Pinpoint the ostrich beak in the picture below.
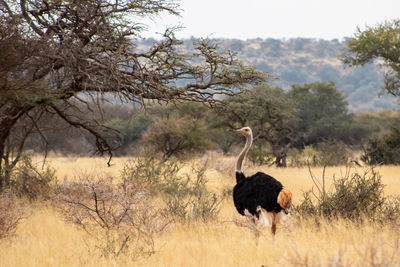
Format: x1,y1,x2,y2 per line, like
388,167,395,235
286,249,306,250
235,128,245,134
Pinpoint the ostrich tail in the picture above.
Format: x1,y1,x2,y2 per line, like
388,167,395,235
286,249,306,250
277,188,292,211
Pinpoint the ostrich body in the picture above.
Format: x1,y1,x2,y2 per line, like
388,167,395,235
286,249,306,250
233,127,292,234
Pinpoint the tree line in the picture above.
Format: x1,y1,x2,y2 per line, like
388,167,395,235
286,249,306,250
17,81,400,167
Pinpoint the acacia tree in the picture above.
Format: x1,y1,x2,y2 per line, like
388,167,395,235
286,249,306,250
216,84,297,167
341,20,400,98
142,117,211,160
0,0,263,187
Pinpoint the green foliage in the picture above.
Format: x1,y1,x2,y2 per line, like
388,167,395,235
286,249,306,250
362,128,400,165
287,82,354,147
138,102,216,159
287,147,313,167
208,128,236,154
294,167,400,223
150,102,211,121
220,84,297,129
105,114,152,155
247,143,274,166
121,157,221,223
106,115,152,143
142,117,212,160
216,84,296,166
342,20,400,97
353,111,400,139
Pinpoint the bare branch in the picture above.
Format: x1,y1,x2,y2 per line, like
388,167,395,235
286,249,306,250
20,0,44,36
307,162,323,198
0,0,13,15
49,103,114,166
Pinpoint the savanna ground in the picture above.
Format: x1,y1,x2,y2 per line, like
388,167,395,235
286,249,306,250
1,153,400,267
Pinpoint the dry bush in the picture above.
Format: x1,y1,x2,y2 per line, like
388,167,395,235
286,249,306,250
162,164,221,223
280,230,400,267
352,235,400,267
199,151,235,175
294,165,400,223
121,157,222,223
0,191,27,239
11,156,57,201
54,175,170,259
120,157,180,195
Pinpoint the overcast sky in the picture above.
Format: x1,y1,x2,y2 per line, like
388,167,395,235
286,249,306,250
142,0,400,40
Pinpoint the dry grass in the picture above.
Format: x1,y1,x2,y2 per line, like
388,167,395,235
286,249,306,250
31,156,131,180
1,155,400,267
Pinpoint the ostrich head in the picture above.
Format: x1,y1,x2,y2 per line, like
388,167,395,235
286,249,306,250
235,126,252,137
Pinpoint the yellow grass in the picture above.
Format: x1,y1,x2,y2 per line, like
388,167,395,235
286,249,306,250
33,156,131,179
1,155,400,266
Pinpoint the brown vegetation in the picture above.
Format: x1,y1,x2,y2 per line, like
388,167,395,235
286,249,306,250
0,191,27,239
54,175,169,258
1,156,400,266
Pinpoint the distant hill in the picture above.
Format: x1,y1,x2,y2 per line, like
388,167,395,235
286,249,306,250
139,38,399,112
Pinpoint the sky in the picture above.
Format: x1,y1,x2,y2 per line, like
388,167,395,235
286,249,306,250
142,0,400,40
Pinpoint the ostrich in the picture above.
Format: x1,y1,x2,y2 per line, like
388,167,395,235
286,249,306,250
233,126,292,235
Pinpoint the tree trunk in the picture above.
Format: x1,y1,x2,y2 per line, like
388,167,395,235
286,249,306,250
271,141,290,168
0,104,32,188
274,155,287,168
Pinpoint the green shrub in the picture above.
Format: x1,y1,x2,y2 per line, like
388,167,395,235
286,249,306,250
104,114,152,155
361,128,400,165
247,144,274,166
141,118,212,160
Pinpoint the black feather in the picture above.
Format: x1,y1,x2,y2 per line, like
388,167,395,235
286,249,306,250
235,171,246,184
233,171,283,217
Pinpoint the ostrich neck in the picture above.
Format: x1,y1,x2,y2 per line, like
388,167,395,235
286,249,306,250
236,133,253,173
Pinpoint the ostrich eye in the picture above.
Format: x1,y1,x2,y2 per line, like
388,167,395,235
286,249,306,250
245,129,249,132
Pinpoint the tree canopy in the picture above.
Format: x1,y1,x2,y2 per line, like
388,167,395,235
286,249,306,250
341,20,400,98
0,0,264,187
216,84,297,167
287,82,353,147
